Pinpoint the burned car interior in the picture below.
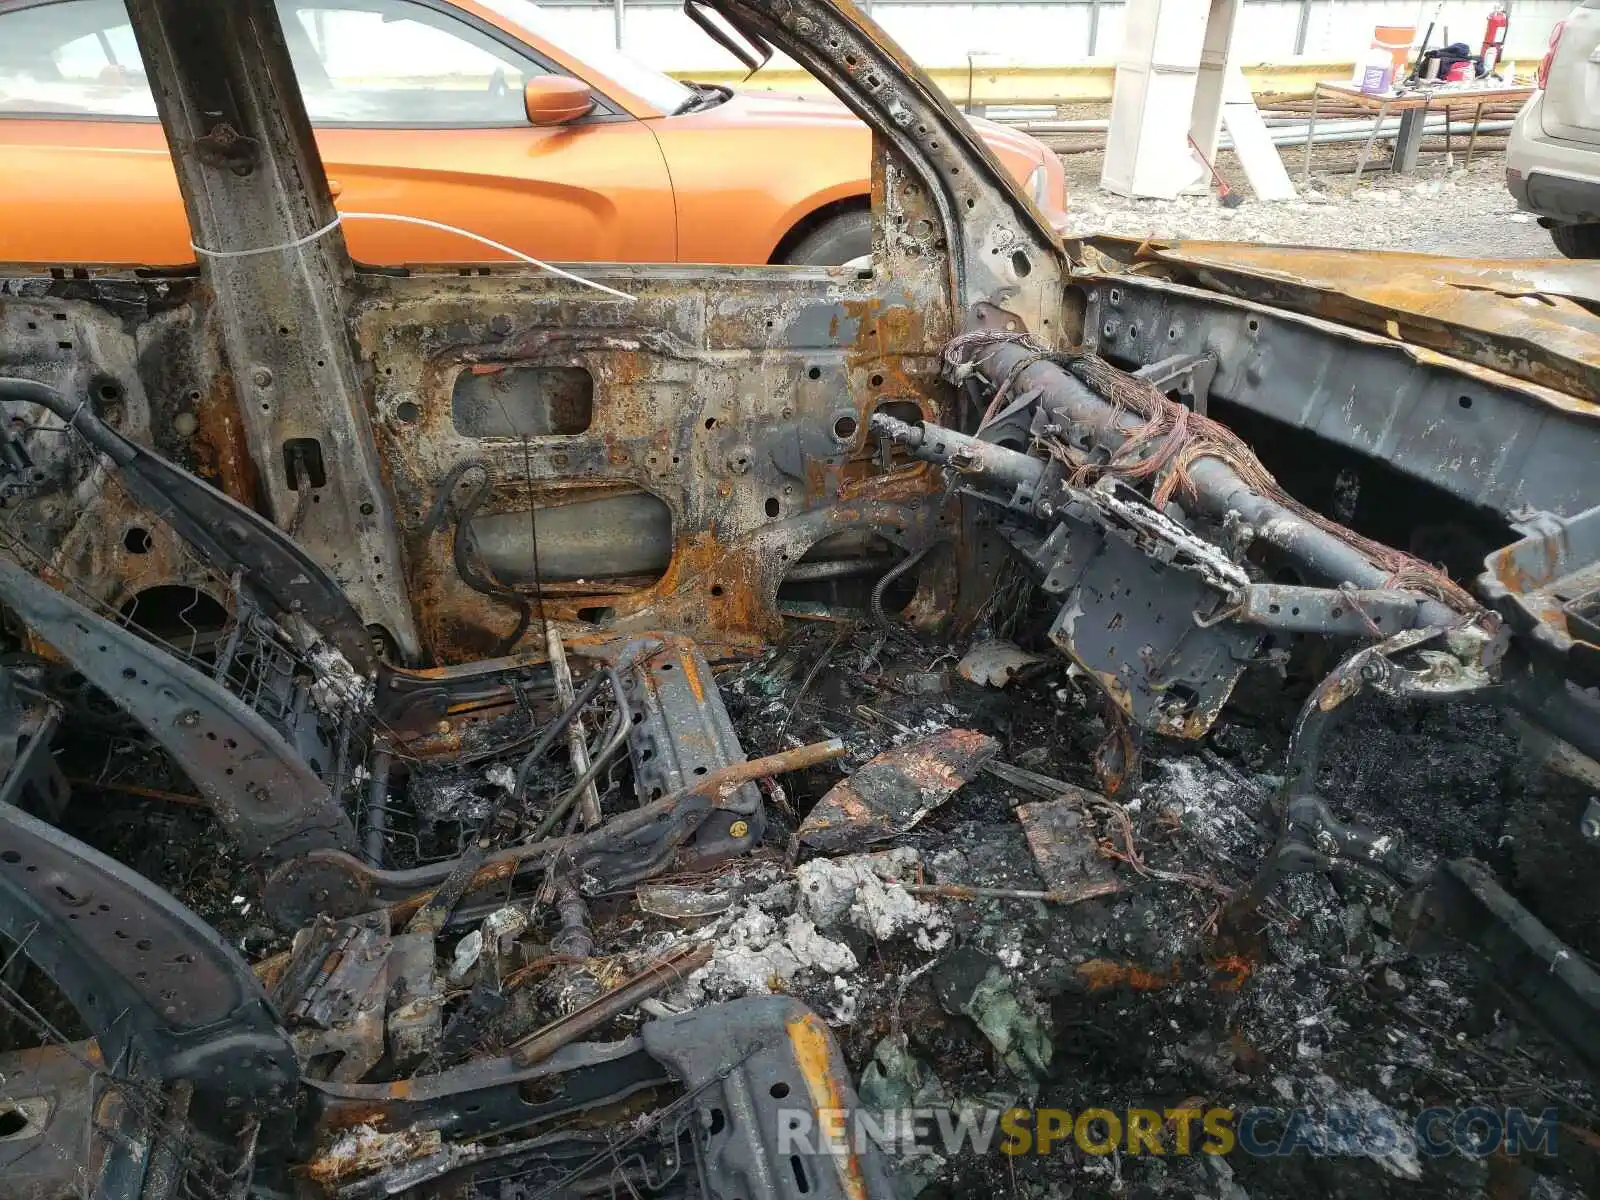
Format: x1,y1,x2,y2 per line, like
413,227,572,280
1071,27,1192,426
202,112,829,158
0,1,1597,1198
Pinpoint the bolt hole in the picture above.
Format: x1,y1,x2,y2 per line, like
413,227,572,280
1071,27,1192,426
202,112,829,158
833,415,858,440
765,497,781,518
1458,395,1473,409
806,366,822,381
123,527,152,555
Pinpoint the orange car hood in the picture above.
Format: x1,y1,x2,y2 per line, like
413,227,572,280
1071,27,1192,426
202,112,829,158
718,88,1045,166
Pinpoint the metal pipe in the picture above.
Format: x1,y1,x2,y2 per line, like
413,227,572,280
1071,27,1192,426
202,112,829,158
869,415,1042,495
1007,116,1512,146
1234,119,1512,149
509,942,712,1065
782,556,898,581
387,738,847,926
363,749,391,868
546,628,602,829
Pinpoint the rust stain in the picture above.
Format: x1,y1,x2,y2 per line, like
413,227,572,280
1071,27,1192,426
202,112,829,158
1078,959,1178,991
191,368,259,504
1208,953,1253,990
788,1011,870,1200
796,728,997,853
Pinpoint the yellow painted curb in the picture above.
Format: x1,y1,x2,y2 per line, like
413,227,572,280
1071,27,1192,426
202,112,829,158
672,60,1353,104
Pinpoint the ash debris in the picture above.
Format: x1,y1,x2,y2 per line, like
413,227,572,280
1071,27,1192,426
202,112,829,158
30,617,1599,1200
676,623,1595,1200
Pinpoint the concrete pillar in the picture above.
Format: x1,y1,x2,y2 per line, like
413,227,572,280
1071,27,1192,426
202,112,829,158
1100,0,1244,199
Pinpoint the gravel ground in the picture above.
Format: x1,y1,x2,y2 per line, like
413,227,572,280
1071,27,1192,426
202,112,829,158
1057,146,1557,259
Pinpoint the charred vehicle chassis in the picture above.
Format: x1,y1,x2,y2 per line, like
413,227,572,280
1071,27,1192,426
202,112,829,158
0,0,1596,1196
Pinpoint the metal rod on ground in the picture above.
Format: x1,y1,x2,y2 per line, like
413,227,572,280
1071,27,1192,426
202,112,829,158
906,883,1092,904
387,738,848,926
546,628,602,829
363,749,391,867
509,942,712,1065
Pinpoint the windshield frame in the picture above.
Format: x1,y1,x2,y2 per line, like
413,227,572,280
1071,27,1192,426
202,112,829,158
474,0,694,117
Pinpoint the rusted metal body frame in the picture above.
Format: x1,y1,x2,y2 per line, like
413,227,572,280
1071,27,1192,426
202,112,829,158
1080,270,1600,519
0,0,1597,1193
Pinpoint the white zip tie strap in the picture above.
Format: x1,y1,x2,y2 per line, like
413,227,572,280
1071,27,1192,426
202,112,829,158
190,214,342,260
192,210,636,302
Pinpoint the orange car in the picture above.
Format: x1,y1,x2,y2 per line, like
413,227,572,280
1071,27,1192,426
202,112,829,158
0,0,1067,266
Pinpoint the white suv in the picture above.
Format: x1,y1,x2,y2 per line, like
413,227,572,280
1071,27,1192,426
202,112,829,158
1507,1,1600,257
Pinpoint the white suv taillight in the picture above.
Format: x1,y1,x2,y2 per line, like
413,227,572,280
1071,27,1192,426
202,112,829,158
1538,19,1567,89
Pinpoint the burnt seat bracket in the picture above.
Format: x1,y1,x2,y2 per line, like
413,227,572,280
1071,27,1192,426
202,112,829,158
0,556,356,864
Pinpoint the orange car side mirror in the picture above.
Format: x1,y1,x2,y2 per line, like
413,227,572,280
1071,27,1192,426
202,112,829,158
524,77,595,126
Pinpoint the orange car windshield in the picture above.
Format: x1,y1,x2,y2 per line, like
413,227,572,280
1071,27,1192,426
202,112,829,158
478,0,694,115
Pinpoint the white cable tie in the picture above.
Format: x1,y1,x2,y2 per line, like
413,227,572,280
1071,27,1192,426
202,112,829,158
190,214,342,260
338,211,636,302
190,210,636,302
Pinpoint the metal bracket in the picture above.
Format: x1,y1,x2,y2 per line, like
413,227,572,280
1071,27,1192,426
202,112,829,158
1004,507,1261,738
1399,857,1600,1075
0,377,374,675
0,556,355,864
273,914,391,1083
623,634,765,872
1132,352,1218,416
1479,503,1600,686
641,996,898,1200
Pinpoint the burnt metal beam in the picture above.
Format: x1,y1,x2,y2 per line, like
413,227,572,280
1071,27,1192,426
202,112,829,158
1402,857,1600,1075
123,0,418,659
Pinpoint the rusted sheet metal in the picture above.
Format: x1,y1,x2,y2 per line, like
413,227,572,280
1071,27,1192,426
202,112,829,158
1089,237,1600,402
349,275,952,663
796,728,997,854
1015,795,1126,901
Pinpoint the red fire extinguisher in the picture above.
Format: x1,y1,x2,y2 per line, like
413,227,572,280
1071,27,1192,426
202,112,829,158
1482,4,1510,73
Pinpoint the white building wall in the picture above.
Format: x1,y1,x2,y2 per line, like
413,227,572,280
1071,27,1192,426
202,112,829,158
537,0,1571,72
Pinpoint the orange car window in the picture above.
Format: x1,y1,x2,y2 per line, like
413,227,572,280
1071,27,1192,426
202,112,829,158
281,0,548,126
0,0,156,118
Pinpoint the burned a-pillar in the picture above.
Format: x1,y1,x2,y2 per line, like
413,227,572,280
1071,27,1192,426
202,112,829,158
124,0,419,660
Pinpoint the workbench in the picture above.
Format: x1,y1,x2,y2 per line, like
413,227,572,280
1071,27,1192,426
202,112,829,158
1301,80,1534,187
